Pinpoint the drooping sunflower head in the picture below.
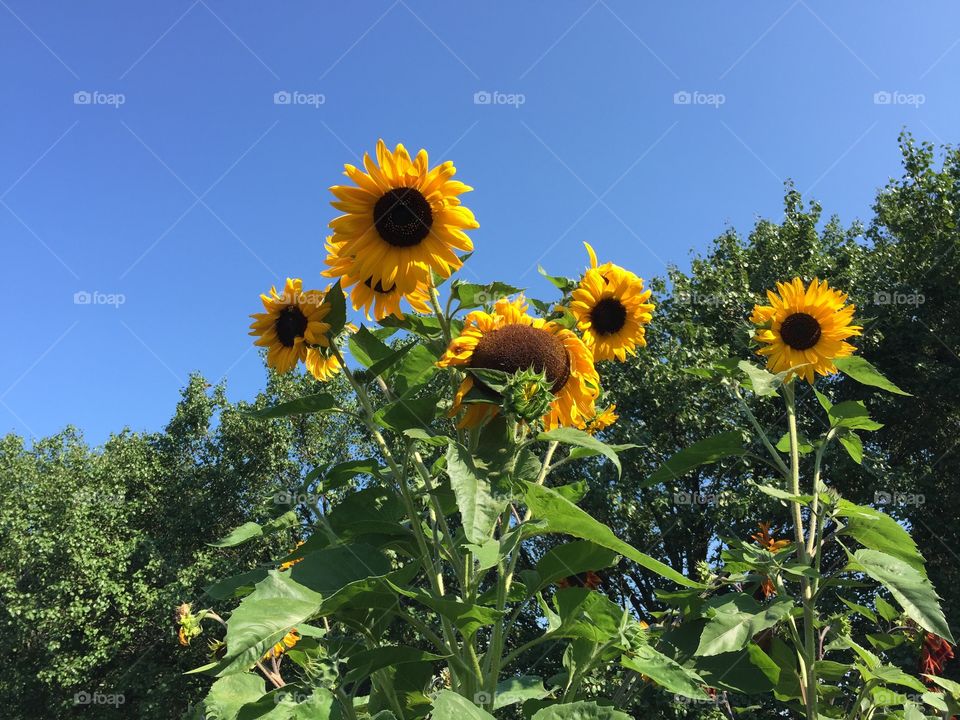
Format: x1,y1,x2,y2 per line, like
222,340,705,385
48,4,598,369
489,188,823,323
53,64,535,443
438,297,599,430
249,278,332,374
570,245,655,362
325,236,432,321
750,277,862,384
324,139,479,297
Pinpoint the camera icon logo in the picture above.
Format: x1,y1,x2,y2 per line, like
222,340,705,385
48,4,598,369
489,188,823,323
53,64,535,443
874,491,892,505
873,91,892,105
74,692,92,705
74,290,92,305
274,491,293,505
274,91,292,105
673,90,692,105
473,691,493,706
473,90,492,105
74,91,92,105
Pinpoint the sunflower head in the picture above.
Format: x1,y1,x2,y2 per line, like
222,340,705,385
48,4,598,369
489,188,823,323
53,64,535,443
249,279,334,373
751,277,862,384
324,139,478,299
439,297,599,430
262,629,301,660
570,243,654,362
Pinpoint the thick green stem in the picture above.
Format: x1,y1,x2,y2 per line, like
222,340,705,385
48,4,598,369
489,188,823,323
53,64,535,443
784,383,817,720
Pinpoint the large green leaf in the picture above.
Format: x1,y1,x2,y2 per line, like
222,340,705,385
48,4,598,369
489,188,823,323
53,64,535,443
522,482,701,588
209,522,264,548
203,674,266,720
538,427,624,477
245,393,340,419
644,431,746,487
287,543,391,596
493,676,550,710
374,395,439,431
836,501,925,573
348,325,392,367
391,344,438,395
446,441,508,544
206,568,269,600
551,587,625,643
217,572,324,676
533,541,620,590
531,701,632,720
849,549,953,641
738,360,782,397
834,356,911,396
828,400,884,431
621,646,711,700
321,280,346,337
431,690,496,720
695,595,794,656
345,646,447,684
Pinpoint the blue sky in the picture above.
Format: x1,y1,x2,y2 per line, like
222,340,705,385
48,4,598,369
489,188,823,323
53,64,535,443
2,2,958,443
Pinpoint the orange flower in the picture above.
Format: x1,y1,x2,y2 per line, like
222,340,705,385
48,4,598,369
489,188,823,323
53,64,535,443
557,571,603,591
279,540,306,571
920,633,954,677
751,522,791,552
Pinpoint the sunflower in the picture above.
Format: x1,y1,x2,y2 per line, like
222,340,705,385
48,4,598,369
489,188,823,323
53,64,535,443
438,297,599,430
324,139,478,296
570,243,654,362
587,404,618,434
262,629,300,660
325,236,432,320
751,277,862,384
249,278,331,374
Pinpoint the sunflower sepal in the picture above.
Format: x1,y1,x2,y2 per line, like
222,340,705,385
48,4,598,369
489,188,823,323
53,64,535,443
320,280,347,338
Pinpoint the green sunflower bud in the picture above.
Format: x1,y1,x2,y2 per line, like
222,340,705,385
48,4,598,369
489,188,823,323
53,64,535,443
502,368,555,423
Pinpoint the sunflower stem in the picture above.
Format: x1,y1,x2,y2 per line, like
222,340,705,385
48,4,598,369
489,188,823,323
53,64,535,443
784,382,818,720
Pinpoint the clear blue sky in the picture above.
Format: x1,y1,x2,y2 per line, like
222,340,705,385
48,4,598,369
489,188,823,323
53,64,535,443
2,2,958,443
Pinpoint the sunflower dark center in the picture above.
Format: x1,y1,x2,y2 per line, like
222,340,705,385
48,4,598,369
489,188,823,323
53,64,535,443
364,277,396,294
275,305,308,347
471,324,571,392
780,312,822,350
590,298,627,335
373,188,433,248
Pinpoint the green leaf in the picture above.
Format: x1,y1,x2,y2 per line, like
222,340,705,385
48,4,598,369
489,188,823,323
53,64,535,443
216,572,324,676
311,458,383,494
645,431,746,487
445,441,507,544
493,676,550,710
209,521,265,548
874,594,900,622
848,549,952,641
431,690,496,720
695,596,794,656
245,393,340,419
522,482,701,588
531,701,632,720
203,674,266,720
839,597,877,623
206,568,268,600
567,443,639,462
621,647,711,700
829,400,884,431
374,394,439,431
538,427,624,477
345,646,447,684
321,281,346,337
838,432,864,464
750,480,812,504
834,356,911,396
861,664,928,693
738,361,782,397
364,342,416,380
454,281,523,310
534,541,619,590
775,432,814,454
391,344,438,396
348,326,392,367
537,265,575,292
836,500,926,573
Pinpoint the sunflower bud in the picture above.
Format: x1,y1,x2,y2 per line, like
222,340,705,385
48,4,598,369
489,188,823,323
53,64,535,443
696,560,717,584
502,368,555,423
174,602,202,647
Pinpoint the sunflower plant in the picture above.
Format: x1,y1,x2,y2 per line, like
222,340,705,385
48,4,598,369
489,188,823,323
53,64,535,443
179,141,954,720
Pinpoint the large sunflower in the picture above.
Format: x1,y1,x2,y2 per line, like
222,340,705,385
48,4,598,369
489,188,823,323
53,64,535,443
750,277,861,383
325,236,432,320
324,139,478,296
438,297,599,430
570,243,654,362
